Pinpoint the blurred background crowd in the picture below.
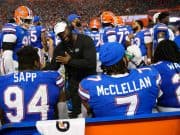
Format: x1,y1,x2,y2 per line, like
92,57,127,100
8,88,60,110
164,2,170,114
0,0,179,29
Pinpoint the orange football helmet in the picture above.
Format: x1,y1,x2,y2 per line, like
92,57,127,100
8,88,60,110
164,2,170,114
89,18,101,29
14,6,33,26
100,11,115,24
114,16,124,26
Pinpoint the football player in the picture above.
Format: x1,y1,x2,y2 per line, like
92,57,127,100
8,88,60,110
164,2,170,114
130,20,152,65
100,11,117,43
89,18,101,52
29,15,48,67
30,16,47,50
67,14,83,34
0,46,64,129
1,6,33,75
152,40,180,112
46,30,56,62
79,42,161,117
152,12,174,51
114,16,133,48
88,18,102,73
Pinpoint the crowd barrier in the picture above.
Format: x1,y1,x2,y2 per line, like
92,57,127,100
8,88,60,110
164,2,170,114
0,111,179,135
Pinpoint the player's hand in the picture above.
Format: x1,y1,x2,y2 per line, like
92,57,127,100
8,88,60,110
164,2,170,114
56,52,71,64
145,58,152,65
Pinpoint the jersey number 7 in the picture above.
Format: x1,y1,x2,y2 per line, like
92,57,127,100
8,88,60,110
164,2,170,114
115,94,138,115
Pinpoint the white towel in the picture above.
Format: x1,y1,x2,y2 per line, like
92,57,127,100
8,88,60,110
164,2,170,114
36,118,85,135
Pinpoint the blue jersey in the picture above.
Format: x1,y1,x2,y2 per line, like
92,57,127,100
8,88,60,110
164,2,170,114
174,35,180,49
89,30,101,52
2,23,31,60
0,32,2,49
79,67,160,117
132,29,152,56
153,23,170,49
102,26,117,43
47,31,56,47
30,25,46,49
126,25,133,33
116,25,133,47
0,71,64,124
152,61,180,108
83,28,91,37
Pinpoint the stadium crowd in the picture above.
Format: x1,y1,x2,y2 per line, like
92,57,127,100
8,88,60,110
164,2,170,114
0,0,179,29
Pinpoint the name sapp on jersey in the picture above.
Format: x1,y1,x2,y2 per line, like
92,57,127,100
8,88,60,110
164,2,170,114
13,72,37,82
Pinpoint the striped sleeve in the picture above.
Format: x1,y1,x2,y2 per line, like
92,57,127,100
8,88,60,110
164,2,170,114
2,26,16,33
41,26,46,32
78,84,90,101
56,75,64,88
157,26,168,30
156,73,162,89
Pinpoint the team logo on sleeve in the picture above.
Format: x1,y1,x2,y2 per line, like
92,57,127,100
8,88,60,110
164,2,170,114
56,121,70,132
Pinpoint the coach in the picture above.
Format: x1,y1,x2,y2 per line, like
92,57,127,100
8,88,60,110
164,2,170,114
46,20,96,118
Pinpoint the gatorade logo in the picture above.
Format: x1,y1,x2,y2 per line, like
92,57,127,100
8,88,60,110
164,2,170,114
56,121,70,132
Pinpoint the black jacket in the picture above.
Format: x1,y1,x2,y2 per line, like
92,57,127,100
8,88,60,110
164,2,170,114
47,34,97,82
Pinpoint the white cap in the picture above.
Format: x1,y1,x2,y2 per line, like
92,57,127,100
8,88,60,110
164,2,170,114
54,22,67,35
3,34,17,43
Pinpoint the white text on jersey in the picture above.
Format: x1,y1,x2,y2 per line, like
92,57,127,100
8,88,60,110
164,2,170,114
96,76,152,96
14,72,37,82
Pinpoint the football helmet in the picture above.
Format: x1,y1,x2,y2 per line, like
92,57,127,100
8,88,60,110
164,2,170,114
89,18,101,29
114,16,124,26
14,6,33,27
100,11,115,24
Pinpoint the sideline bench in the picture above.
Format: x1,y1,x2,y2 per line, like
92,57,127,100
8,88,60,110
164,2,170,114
0,111,179,135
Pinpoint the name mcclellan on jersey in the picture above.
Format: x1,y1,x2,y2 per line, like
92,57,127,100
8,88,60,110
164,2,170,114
96,76,152,96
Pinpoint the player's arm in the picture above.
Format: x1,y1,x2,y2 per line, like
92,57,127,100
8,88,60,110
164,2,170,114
41,28,48,52
78,83,92,117
55,74,69,119
81,101,92,118
56,89,70,119
168,28,174,41
125,33,134,47
2,34,17,74
46,37,54,61
43,45,63,70
146,42,152,65
144,32,153,65
125,26,134,47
